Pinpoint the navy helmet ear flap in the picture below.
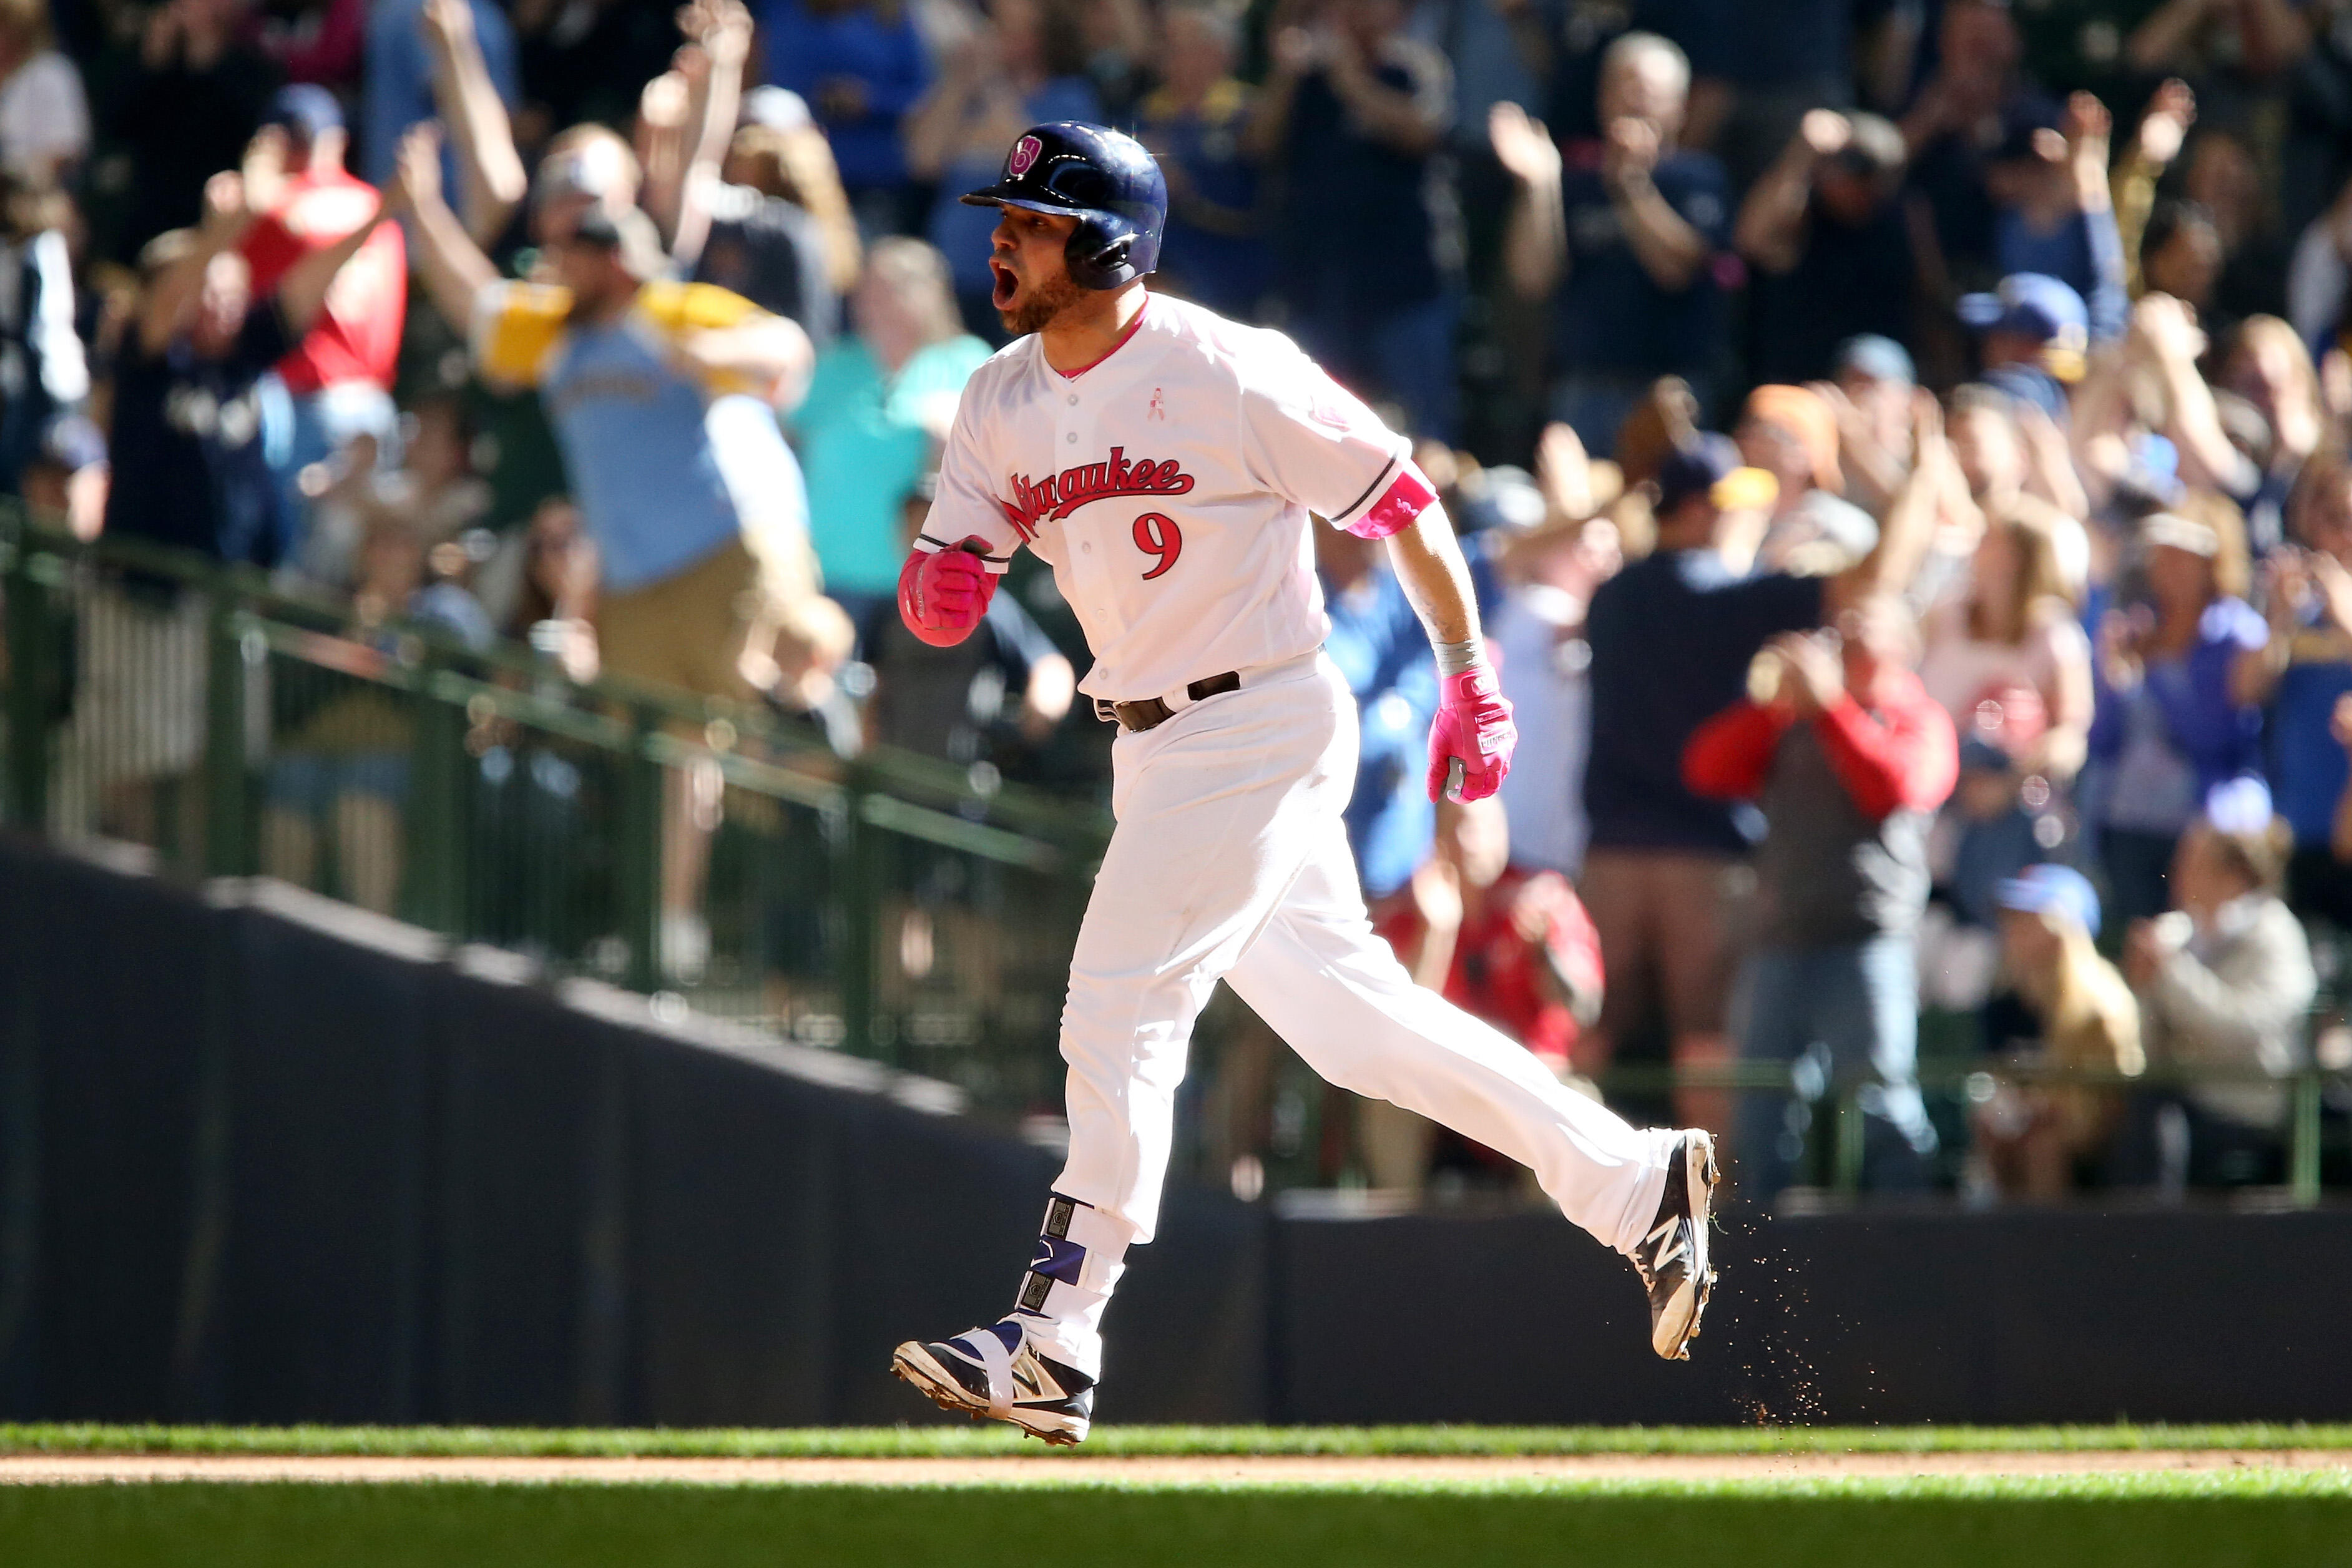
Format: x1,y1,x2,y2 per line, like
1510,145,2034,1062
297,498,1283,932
1067,225,1142,290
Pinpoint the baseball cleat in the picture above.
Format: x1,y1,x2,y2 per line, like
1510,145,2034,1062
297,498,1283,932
1635,1130,1719,1360
891,1318,1095,1445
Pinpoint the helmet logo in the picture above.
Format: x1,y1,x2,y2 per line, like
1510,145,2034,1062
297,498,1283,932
1008,135,1042,177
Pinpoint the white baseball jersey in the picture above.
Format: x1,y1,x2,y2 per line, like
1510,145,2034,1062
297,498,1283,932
923,292,1436,701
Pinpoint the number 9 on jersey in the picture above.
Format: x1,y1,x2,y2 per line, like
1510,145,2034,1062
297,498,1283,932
1132,512,1182,580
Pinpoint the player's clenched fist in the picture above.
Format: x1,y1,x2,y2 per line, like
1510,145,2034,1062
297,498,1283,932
1427,667,1517,803
898,537,999,646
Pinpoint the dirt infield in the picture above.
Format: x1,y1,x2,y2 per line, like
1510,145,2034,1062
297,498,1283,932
3,1450,2346,1487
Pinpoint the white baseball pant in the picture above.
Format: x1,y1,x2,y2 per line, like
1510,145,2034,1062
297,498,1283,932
1019,653,1673,1376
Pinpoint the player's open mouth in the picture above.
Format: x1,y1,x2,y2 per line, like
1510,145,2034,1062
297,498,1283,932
991,260,1018,310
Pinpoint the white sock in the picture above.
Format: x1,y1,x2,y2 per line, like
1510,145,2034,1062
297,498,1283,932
1008,1193,1130,1380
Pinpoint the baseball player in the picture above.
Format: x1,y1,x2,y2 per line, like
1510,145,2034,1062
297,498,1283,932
889,122,1716,1445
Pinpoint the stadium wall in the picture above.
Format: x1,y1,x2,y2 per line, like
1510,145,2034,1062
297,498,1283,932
0,835,2342,1428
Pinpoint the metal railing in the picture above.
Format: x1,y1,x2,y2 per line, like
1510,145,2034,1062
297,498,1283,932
1,507,2343,1202
0,509,1114,1125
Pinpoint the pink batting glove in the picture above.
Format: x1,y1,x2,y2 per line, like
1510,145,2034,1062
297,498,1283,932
1427,667,1517,803
898,538,998,647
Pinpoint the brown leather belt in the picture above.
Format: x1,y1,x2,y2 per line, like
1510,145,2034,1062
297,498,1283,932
1097,670,1242,733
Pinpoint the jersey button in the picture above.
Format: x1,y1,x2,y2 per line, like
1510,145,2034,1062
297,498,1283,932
1066,432,1078,443
1067,394,1079,406
1082,542,1092,553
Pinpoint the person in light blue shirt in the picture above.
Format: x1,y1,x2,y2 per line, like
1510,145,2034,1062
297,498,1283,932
399,138,818,979
791,237,989,617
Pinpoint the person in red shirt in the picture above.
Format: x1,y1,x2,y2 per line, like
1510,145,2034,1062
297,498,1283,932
240,84,407,569
1683,592,1958,1200
1367,793,1606,1189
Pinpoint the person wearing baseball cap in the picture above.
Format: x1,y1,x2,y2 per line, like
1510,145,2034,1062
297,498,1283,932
1958,272,2088,419
240,85,411,570
1738,384,1880,576
1581,425,1931,1124
393,116,818,981
2122,777,2315,1178
1830,335,1916,518
1976,860,2144,1198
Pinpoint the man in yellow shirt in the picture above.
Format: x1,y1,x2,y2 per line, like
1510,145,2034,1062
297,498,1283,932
391,123,817,978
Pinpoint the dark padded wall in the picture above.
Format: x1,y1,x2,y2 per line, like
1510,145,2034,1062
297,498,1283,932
1,834,2346,1429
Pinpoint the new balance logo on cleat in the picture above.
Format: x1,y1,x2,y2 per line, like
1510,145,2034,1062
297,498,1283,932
891,1319,1097,1446
1634,1130,1719,1361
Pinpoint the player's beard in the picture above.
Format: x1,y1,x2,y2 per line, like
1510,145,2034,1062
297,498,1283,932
1001,268,1089,336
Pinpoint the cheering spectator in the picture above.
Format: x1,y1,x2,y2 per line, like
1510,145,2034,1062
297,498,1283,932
111,0,280,260
2215,316,2325,553
0,177,86,498
1944,382,2090,592
394,123,816,978
1576,436,1789,1122
792,237,989,619
498,496,600,684
1918,510,2094,917
2087,508,2267,929
107,166,386,567
365,0,517,196
2178,129,2292,332
1493,422,1621,880
79,167,384,846
1685,592,1954,1199
2124,782,2316,1187
1980,92,2127,346
260,507,494,915
0,0,85,186
1248,0,1458,439
295,396,492,593
1824,333,1919,521
1740,384,1879,579
1367,793,1605,1190
1900,0,2049,290
1954,273,2087,426
1971,864,2144,1199
414,0,528,246
759,0,934,227
2238,459,2352,921
1737,109,1919,388
1135,1,1268,320
238,89,409,545
2114,79,2198,298
654,2,847,345
904,0,1100,335
1493,33,1727,453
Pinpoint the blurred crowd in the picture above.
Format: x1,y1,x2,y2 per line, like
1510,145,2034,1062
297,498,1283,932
13,0,2352,1202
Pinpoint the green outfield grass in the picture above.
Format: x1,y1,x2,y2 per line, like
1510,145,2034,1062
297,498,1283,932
0,1475,2347,1568
6,1421,2352,1458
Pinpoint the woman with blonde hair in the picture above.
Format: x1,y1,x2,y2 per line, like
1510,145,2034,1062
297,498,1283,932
1972,864,2144,1198
2219,314,2327,554
1921,510,2094,782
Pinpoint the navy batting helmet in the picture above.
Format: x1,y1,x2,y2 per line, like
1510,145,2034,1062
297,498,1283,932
960,122,1165,290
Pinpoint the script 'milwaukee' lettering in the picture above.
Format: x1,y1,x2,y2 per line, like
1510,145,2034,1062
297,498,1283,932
1000,447,1195,541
